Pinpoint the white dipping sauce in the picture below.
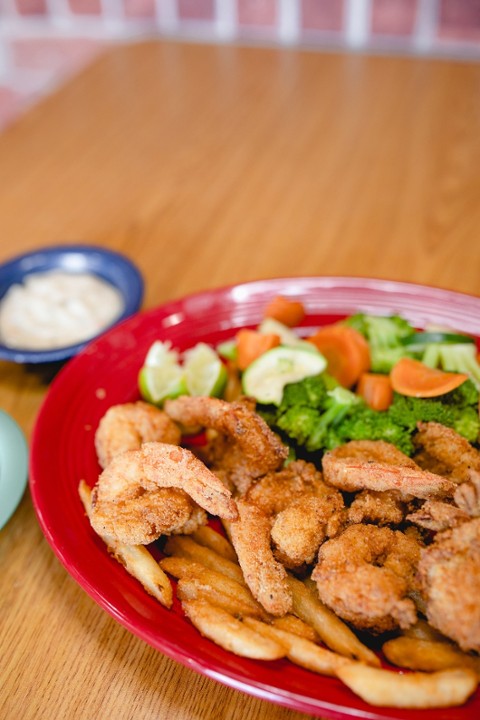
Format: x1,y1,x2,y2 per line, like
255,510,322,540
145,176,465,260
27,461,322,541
0,270,124,350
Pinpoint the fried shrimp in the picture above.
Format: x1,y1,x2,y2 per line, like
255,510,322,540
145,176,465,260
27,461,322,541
95,401,182,469
407,500,470,532
312,524,420,634
322,440,454,500
413,422,480,483
271,496,338,569
164,396,288,494
454,471,480,517
407,471,480,532
417,518,480,652
325,440,419,467
243,459,345,568
347,490,409,527
244,459,342,515
90,442,237,545
228,500,293,616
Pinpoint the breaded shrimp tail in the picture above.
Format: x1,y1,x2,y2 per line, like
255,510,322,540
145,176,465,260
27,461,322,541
141,442,237,520
228,500,293,616
90,442,237,545
165,396,288,494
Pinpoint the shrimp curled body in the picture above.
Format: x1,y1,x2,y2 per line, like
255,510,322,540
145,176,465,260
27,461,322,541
90,442,237,545
312,523,420,634
95,401,182,469
322,440,454,499
417,518,480,652
165,396,288,494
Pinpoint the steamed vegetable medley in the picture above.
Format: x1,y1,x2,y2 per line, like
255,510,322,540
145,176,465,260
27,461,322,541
138,295,480,459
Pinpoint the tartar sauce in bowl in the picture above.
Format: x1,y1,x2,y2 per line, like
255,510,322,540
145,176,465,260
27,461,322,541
0,270,125,350
0,244,144,364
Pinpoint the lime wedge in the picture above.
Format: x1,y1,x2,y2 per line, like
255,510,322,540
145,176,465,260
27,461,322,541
138,340,187,405
144,340,180,368
184,342,228,397
242,346,327,405
138,365,187,405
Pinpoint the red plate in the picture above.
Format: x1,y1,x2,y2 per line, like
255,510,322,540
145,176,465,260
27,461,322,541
30,277,480,720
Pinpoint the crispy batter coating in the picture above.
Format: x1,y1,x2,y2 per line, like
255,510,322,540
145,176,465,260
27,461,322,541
407,500,470,532
244,459,341,513
228,500,293,616
417,518,480,652
164,396,288,494
95,401,181,469
347,490,409,527
90,442,236,544
325,440,419,467
323,440,454,499
312,524,420,634
414,422,480,483
244,459,344,569
271,496,338,569
454,471,480,517
90,392,480,665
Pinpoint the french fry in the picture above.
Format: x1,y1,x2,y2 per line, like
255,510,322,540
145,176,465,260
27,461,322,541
181,599,286,660
159,554,209,579
159,556,267,618
336,663,478,709
271,615,319,643
78,480,173,608
190,525,238,563
177,577,265,617
163,535,245,585
288,575,379,666
243,617,353,676
383,636,480,676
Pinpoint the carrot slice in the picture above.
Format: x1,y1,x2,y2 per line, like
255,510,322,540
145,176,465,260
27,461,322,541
357,372,393,411
307,325,371,388
390,357,468,398
236,329,281,371
263,296,305,328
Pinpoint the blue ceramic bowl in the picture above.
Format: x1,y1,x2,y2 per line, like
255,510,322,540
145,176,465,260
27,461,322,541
0,245,144,364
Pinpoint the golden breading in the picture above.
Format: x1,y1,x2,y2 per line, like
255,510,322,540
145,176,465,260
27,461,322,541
312,524,421,634
414,422,480,483
95,400,181,468
164,395,288,494
417,518,480,653
90,442,236,544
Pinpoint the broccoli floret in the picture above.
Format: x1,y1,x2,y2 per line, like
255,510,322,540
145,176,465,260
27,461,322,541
387,381,480,444
442,378,479,408
441,380,479,442
453,407,480,443
422,343,480,390
346,313,414,343
304,387,362,452
272,376,361,453
388,393,456,431
338,405,415,456
280,374,332,411
344,313,416,373
276,406,321,445
369,346,412,375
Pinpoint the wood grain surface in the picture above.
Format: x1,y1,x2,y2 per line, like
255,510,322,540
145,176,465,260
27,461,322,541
1,40,480,720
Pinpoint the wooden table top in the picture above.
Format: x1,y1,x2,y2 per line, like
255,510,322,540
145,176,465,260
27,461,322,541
1,40,480,720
